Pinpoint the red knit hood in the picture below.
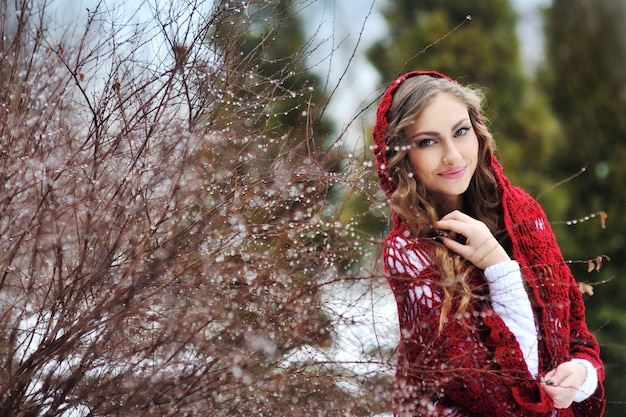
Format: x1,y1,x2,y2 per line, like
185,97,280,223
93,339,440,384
372,70,512,203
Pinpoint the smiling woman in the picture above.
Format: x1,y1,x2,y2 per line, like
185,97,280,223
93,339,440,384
404,93,479,214
372,71,605,417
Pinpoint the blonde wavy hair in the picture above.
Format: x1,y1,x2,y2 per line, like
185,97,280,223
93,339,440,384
384,75,506,330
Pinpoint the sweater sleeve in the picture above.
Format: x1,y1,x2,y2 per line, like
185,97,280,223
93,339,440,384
484,260,539,377
386,237,554,417
569,358,598,402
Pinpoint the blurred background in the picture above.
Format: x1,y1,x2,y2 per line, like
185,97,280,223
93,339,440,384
2,0,624,415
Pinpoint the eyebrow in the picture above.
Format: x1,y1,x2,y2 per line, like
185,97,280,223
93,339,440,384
408,118,471,141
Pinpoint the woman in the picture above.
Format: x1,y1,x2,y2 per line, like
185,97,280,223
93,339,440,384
372,71,604,416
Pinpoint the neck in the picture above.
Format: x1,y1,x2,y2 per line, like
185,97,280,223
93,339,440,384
437,195,463,216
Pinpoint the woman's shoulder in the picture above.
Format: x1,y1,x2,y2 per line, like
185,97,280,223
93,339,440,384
502,183,545,214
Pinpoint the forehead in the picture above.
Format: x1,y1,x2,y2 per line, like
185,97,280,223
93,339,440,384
410,93,469,130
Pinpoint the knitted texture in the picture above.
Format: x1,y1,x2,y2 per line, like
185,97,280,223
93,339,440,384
374,72,605,416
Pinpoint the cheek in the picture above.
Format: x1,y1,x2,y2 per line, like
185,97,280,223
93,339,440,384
407,153,428,176
407,153,436,185
464,136,480,161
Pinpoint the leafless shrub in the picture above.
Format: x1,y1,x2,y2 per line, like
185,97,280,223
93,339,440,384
0,1,392,416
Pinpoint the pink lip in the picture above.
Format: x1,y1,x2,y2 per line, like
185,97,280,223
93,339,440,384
439,167,466,179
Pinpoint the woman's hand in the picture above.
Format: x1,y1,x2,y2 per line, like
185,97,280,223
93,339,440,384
540,362,588,409
434,210,510,270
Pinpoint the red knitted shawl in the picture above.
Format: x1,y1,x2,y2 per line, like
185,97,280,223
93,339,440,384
373,71,605,416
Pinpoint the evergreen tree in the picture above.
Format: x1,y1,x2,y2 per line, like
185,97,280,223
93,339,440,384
541,1,626,414
366,0,565,211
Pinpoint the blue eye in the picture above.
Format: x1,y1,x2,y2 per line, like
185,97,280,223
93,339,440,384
454,126,471,137
412,138,436,148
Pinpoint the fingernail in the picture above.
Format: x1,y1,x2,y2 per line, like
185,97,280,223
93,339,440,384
432,236,444,244
545,379,554,386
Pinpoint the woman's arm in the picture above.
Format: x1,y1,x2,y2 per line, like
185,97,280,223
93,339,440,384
484,260,539,377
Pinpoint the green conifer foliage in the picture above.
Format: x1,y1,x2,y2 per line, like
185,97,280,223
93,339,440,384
541,1,626,413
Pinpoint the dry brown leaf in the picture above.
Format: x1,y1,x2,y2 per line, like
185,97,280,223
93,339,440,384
595,255,604,271
578,282,594,296
599,211,607,229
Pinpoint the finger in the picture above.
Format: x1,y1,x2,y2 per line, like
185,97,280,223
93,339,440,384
540,377,556,387
434,219,473,238
541,370,562,388
539,384,556,397
553,389,576,409
553,396,573,409
436,214,478,227
439,235,469,255
558,373,584,391
542,378,578,408
541,386,574,409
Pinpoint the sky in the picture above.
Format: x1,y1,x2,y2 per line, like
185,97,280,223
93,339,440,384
513,0,550,71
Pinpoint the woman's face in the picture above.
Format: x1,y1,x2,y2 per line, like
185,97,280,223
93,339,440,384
404,93,479,212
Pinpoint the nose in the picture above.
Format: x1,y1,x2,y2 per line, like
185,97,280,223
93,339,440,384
442,141,462,165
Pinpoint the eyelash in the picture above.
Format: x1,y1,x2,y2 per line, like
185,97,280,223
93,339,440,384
411,126,472,148
413,139,435,148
